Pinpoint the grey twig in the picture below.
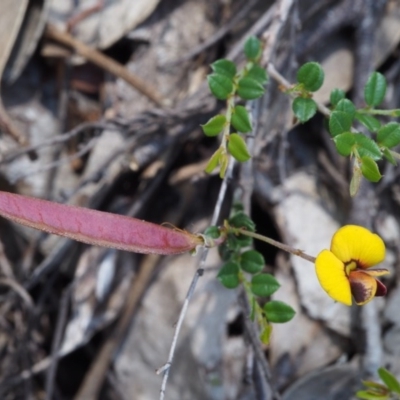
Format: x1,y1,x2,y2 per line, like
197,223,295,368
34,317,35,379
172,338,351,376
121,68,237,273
10,137,98,183
0,121,114,165
239,290,280,400
261,0,295,65
169,0,259,65
0,278,34,309
157,157,235,400
227,5,275,61
45,287,71,400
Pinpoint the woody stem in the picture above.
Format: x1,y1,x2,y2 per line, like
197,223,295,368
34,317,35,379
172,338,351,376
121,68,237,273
233,227,316,263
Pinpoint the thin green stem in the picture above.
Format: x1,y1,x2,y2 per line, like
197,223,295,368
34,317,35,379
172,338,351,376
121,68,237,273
389,150,400,160
232,227,316,263
240,270,269,336
357,108,400,117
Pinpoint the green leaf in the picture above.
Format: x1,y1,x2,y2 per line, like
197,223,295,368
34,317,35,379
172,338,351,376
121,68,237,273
237,77,265,100
231,202,244,214
244,36,261,60
228,212,255,247
220,152,229,178
329,110,353,137
217,261,240,289
211,59,237,79
382,148,397,165
240,250,265,274
364,72,387,107
377,122,400,148
251,274,280,297
361,156,382,182
207,73,234,100
333,132,356,156
292,97,317,123
296,62,324,92
201,115,227,137
218,242,234,261
354,134,382,160
229,211,256,232
260,324,272,344
378,367,400,394
203,226,221,239
231,106,253,133
247,64,268,85
336,98,356,119
330,88,346,106
362,381,389,391
264,301,295,323
228,133,251,162
350,161,362,197
205,147,223,174
232,232,252,248
355,112,381,132
227,220,254,247
355,390,389,400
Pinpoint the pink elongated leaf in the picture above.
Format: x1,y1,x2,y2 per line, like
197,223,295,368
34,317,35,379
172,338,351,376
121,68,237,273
0,191,204,255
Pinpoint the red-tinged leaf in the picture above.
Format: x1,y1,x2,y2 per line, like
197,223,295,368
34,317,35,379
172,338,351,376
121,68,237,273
0,191,203,255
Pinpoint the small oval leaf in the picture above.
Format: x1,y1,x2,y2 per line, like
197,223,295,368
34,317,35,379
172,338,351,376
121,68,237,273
350,161,362,197
263,301,295,323
219,152,229,178
207,73,234,100
228,133,251,162
377,122,400,148
334,132,356,156
217,261,240,289
382,148,397,166
211,59,237,79
336,98,356,119
231,105,253,133
205,147,223,174
378,367,400,394
251,273,280,297
292,97,317,123
355,112,381,132
364,72,387,107
354,134,382,160
229,211,256,232
247,64,268,85
297,62,324,92
201,115,227,137
355,390,389,400
237,77,265,100
240,250,265,274
362,380,389,391
203,226,221,239
329,110,353,137
228,211,255,247
361,156,382,183
260,324,273,344
330,88,346,106
244,36,261,60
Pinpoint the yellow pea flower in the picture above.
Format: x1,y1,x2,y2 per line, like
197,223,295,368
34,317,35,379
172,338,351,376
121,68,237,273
315,225,389,306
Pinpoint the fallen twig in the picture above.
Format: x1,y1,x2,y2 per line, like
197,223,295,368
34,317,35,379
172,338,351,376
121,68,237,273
44,24,165,107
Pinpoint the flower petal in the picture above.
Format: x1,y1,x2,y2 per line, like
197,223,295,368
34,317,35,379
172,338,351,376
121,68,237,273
349,271,377,305
315,249,352,306
330,225,385,268
364,269,389,277
375,279,387,297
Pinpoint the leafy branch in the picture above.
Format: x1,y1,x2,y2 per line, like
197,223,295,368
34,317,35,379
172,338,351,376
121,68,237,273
357,367,400,400
202,37,268,177
202,37,400,197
